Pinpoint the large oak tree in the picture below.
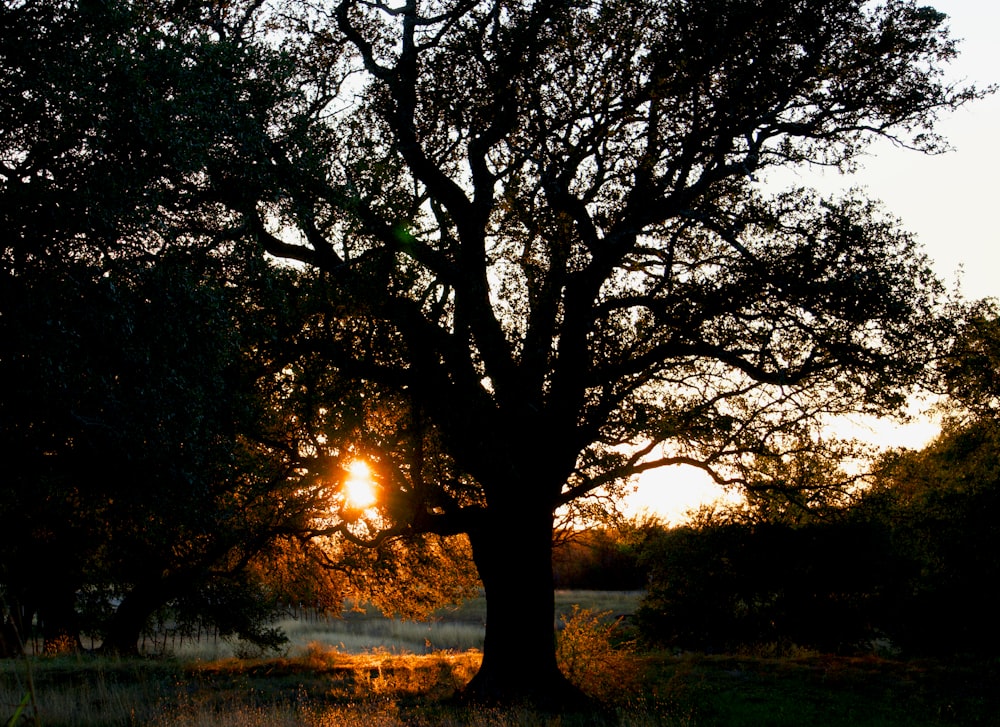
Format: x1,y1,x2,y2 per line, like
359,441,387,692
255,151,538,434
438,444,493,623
202,0,982,702
29,0,981,703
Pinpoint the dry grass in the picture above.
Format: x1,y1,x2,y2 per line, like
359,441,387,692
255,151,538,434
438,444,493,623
1,648,484,726
2,591,646,726
281,615,487,655
9,591,993,725
2,647,657,726
2,619,649,727
5,644,999,726
159,590,641,662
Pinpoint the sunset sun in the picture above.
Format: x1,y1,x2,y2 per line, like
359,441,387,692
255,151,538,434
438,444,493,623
343,459,378,510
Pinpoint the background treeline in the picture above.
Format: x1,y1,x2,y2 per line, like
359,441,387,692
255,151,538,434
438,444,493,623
634,315,1000,657
554,311,1000,658
552,412,1000,658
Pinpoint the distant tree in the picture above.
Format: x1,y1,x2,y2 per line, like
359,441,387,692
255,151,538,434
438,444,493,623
739,441,869,526
862,302,1000,654
636,453,894,653
140,0,984,702
865,421,1000,655
637,307,1000,656
938,305,1000,421
552,527,645,591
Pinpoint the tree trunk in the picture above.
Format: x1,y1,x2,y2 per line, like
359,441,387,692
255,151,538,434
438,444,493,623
0,603,28,658
100,583,166,656
462,501,588,708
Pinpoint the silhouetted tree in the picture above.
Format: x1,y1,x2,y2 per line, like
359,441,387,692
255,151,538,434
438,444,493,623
938,305,1000,421
863,303,1000,654
1,0,481,655
152,0,983,702
0,252,282,653
10,0,983,699
866,421,1000,655
1,2,280,653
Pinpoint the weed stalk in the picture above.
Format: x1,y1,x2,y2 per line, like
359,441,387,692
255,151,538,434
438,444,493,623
1,599,41,727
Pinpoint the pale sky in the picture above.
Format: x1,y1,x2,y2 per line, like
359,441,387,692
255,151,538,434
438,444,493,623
626,0,1000,522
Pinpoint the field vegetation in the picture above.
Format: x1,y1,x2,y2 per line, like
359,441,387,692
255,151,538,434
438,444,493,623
4,592,999,726
4,0,1000,718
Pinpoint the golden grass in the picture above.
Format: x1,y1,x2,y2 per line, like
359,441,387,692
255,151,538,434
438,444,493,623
1,648,486,726
7,644,998,726
15,592,995,725
1,594,649,726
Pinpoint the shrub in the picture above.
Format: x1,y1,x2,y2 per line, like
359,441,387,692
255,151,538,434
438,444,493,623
556,606,642,704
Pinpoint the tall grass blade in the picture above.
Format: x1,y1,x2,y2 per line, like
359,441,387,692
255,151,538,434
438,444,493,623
4,692,30,727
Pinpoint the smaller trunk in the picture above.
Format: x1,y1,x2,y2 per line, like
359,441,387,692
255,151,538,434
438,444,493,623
463,501,588,708
0,599,34,659
100,583,167,656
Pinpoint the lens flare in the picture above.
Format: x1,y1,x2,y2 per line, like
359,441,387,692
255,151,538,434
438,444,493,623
343,460,377,509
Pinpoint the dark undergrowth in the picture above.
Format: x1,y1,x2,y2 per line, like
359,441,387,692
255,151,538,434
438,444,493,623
637,651,1000,727
3,646,999,726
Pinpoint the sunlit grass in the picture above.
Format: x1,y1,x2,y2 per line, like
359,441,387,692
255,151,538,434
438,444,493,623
0,649,484,726
57,591,641,663
0,598,643,726
5,592,995,726
5,646,999,726
282,616,487,655
257,591,642,658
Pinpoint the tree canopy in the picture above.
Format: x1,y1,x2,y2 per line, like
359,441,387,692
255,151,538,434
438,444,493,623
174,0,980,702
0,0,478,656
3,0,988,703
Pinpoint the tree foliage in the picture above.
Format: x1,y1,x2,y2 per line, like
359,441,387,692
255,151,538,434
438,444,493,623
636,452,894,654
4,0,987,700
866,420,1000,655
551,528,646,591
0,251,278,652
105,0,980,701
938,304,1000,421
1,0,480,656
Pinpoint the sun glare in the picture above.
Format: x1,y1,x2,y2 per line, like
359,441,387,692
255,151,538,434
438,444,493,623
343,459,378,510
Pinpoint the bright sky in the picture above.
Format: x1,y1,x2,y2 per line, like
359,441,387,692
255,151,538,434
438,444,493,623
625,0,1000,523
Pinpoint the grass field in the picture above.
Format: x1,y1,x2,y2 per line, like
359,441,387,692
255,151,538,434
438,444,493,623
157,590,642,661
3,592,998,726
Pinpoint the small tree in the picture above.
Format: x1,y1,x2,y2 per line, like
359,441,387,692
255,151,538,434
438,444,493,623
867,423,1000,655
